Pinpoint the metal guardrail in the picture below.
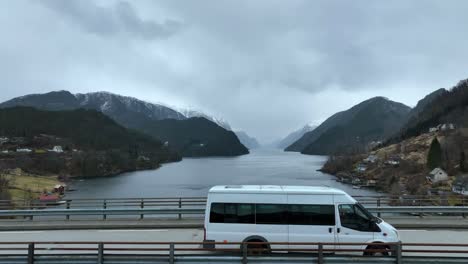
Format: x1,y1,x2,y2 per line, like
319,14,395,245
1,206,468,220
2,194,467,210
0,241,467,264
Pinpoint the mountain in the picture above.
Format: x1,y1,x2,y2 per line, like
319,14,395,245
139,118,249,157
276,125,316,150
0,91,248,157
407,88,448,119
288,97,411,155
0,90,186,125
0,107,180,177
234,131,260,149
181,109,232,130
394,78,468,141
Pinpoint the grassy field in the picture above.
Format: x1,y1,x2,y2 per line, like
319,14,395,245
3,170,60,201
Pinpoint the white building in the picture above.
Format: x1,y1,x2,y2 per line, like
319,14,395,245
16,148,32,153
427,168,449,183
363,154,378,163
51,146,64,153
452,175,468,195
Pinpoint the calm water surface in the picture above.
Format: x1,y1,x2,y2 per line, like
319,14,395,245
68,149,379,198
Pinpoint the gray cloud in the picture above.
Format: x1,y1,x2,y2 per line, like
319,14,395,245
40,0,183,39
1,0,468,142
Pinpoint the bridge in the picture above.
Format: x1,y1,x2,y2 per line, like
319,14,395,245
1,195,468,263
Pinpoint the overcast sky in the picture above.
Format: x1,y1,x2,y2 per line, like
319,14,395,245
2,0,468,143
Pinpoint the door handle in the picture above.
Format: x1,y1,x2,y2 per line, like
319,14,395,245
328,227,333,233
337,228,341,233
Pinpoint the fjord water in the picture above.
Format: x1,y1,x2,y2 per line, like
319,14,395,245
68,149,380,199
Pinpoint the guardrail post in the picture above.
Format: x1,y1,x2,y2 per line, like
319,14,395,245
377,198,381,217
97,243,104,264
317,243,323,264
103,200,107,220
395,241,402,264
178,198,182,220
140,199,144,220
66,200,71,220
242,243,248,264
27,243,34,264
169,243,175,264
29,204,33,220
463,197,466,218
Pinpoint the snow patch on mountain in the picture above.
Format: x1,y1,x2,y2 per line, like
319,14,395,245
180,109,232,130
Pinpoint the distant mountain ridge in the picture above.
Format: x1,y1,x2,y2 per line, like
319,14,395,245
276,124,316,149
0,91,248,157
287,97,411,155
234,131,260,149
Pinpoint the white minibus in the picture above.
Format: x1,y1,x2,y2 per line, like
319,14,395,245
203,185,399,255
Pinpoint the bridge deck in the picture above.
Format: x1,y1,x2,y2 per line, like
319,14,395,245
1,216,468,231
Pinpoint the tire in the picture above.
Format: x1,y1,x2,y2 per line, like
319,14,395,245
364,244,389,256
243,239,271,255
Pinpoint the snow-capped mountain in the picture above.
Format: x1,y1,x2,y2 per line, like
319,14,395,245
0,90,249,157
75,91,186,121
180,109,232,130
275,124,317,149
0,90,186,121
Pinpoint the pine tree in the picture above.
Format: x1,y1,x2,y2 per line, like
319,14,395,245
427,137,442,170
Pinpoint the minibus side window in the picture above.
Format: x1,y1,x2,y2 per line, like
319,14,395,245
209,203,255,224
210,203,225,223
237,204,255,223
338,204,376,232
256,204,287,224
288,204,335,225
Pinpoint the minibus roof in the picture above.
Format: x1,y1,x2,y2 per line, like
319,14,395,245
209,185,348,195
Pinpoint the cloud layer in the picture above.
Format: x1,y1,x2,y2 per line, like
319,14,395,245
2,0,468,142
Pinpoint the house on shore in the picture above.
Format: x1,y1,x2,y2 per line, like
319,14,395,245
429,123,456,133
363,154,378,163
452,175,468,195
50,146,64,153
355,164,367,172
0,137,9,144
427,168,449,183
16,148,32,153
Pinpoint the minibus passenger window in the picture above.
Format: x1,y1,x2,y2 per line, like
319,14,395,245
256,204,286,225
209,203,255,224
210,203,224,223
224,203,237,223
237,204,255,223
288,205,335,225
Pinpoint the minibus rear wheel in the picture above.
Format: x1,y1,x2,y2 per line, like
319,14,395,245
243,239,271,255
364,244,389,256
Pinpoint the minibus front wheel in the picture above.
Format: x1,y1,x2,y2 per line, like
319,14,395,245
364,243,389,256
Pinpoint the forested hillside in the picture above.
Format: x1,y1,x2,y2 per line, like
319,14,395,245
393,79,468,142
0,107,180,177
